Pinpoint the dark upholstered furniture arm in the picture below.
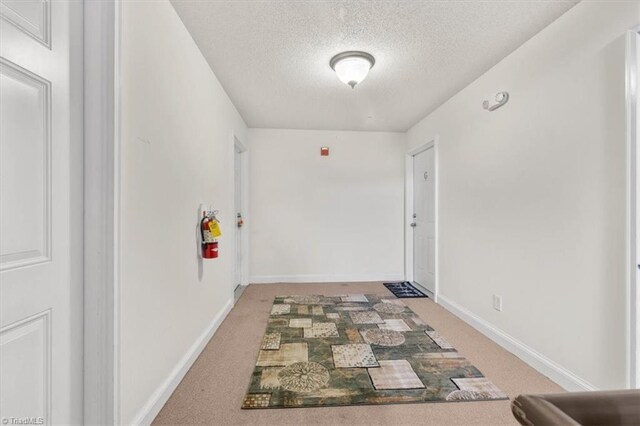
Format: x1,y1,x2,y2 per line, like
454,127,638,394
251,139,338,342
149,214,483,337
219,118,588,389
512,390,640,426
512,394,580,426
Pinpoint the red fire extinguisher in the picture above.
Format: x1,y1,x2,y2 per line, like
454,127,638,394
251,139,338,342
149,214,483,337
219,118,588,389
200,212,219,259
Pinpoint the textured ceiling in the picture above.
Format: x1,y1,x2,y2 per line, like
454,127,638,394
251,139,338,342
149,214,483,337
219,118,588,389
171,0,579,132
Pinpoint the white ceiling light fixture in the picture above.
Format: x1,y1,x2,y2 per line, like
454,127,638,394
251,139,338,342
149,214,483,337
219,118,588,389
330,51,375,89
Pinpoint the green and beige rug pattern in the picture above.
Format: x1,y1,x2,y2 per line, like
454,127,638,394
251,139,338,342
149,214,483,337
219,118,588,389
242,294,507,409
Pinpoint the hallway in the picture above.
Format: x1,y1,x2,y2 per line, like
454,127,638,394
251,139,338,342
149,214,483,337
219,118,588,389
2,0,639,424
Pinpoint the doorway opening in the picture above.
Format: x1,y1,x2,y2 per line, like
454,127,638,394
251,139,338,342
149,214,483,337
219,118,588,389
234,136,247,303
405,138,438,301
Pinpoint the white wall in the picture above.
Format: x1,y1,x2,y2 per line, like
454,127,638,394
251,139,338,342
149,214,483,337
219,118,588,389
249,129,405,283
407,0,640,390
119,1,247,424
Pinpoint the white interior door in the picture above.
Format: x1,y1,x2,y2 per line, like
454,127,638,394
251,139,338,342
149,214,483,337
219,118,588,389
0,1,82,423
234,144,243,289
412,147,435,294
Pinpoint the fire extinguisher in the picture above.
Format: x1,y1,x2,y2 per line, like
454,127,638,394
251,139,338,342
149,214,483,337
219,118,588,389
200,211,220,259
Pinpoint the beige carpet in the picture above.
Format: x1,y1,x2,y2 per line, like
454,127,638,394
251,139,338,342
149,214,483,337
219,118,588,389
153,283,563,425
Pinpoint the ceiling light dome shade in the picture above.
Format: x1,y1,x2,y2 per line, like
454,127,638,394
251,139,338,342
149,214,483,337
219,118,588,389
330,51,375,89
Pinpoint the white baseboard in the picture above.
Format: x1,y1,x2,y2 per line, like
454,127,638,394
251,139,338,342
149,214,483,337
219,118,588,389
132,298,234,426
249,273,404,284
437,295,597,392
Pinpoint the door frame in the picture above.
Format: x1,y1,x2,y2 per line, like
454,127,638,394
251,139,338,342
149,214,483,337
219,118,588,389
83,0,122,423
233,134,249,295
405,137,439,302
626,27,640,389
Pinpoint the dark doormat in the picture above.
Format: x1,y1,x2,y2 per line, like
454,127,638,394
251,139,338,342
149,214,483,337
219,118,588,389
383,282,428,298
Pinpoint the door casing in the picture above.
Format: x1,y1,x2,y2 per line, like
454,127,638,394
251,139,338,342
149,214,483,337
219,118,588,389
83,0,121,423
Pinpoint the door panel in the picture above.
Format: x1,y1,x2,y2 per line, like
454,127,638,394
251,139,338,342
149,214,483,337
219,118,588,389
0,0,50,47
0,59,50,270
0,311,50,421
413,147,435,294
0,1,81,423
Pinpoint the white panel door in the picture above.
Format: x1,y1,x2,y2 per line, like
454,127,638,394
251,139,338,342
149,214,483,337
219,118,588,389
0,1,82,424
413,147,435,294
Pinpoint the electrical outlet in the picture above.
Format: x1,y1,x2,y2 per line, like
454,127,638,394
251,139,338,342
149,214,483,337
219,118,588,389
493,295,503,312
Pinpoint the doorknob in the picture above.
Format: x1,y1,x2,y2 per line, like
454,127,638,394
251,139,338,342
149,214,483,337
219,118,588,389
410,223,417,227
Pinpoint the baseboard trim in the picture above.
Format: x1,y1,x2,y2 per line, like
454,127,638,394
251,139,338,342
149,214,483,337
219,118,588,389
437,295,597,392
132,298,234,426
250,274,404,284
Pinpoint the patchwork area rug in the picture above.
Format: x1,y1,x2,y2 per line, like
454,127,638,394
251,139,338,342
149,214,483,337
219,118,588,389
384,281,428,298
242,294,507,409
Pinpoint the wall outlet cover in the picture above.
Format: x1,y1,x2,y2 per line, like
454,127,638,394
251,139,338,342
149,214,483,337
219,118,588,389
493,295,503,312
